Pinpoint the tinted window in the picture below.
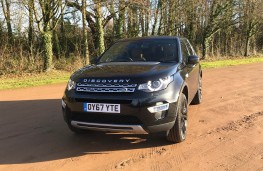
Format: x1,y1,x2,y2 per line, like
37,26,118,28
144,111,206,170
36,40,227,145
99,39,179,63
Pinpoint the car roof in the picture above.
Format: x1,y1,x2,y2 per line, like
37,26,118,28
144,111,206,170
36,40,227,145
117,36,182,42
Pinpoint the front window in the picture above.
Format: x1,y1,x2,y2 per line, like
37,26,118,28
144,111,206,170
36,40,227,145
98,39,179,63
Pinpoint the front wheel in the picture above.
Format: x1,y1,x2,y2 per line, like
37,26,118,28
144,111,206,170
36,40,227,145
166,93,188,143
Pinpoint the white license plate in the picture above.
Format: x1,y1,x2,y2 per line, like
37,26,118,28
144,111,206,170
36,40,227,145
84,103,120,113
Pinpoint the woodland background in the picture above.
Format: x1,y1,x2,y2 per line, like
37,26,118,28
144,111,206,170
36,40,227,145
0,0,262,74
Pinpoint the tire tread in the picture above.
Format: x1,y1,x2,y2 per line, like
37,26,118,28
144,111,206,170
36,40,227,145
166,94,187,143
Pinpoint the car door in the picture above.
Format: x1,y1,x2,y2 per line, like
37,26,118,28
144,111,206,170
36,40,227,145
180,39,199,102
185,39,200,101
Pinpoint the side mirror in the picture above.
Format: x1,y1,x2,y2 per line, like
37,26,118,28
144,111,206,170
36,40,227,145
187,55,199,65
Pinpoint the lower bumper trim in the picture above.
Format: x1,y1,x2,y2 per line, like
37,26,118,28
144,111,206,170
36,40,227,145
71,121,148,134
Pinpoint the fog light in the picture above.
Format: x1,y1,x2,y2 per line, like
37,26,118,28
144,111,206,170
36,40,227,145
62,99,66,108
147,103,169,113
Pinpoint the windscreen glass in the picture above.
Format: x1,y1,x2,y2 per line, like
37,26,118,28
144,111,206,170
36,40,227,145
99,39,179,63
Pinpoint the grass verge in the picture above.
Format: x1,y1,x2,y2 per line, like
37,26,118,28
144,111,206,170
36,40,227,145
201,56,263,68
0,56,263,90
0,70,70,90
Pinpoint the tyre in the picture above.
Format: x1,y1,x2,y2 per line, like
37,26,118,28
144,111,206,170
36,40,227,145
191,75,202,105
166,93,188,143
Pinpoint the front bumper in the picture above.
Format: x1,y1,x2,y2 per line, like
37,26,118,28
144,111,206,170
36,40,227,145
71,121,148,134
62,85,180,134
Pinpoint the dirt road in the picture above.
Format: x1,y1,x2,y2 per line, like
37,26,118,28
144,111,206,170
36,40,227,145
0,63,263,171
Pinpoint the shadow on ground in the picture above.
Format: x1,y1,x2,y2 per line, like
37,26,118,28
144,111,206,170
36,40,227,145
0,99,170,164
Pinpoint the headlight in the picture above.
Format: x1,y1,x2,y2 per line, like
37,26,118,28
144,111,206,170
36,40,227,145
67,79,76,91
138,76,173,92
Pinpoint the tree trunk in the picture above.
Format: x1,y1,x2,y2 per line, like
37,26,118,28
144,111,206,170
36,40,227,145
244,34,250,57
122,6,127,38
1,0,13,44
167,0,174,36
151,0,161,35
157,1,163,35
116,2,125,39
95,2,105,55
42,29,53,71
163,1,168,35
52,30,60,59
202,36,210,59
127,8,132,37
5,0,12,43
244,21,254,57
60,5,67,56
109,2,117,39
144,2,150,36
82,0,90,65
132,7,139,37
140,12,145,36
0,22,3,45
186,0,196,43
28,0,34,59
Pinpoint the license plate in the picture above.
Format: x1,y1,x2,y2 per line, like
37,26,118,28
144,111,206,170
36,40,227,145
84,103,120,113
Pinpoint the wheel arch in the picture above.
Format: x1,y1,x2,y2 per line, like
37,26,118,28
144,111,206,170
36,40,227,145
182,85,189,103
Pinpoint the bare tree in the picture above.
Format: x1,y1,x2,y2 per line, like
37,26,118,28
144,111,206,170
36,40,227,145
200,0,234,59
82,0,90,64
1,0,13,44
28,0,34,54
67,0,110,55
32,0,66,71
94,1,105,54
243,0,262,56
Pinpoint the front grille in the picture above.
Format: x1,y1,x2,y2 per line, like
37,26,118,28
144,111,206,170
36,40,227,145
76,87,135,93
72,112,143,125
75,98,132,104
76,83,137,93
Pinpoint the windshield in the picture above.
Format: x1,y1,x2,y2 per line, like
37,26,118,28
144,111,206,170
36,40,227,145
98,39,179,63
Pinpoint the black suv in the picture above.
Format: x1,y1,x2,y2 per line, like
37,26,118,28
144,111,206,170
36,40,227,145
62,36,202,143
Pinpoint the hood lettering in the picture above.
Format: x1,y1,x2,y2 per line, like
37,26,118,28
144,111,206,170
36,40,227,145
83,79,131,83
